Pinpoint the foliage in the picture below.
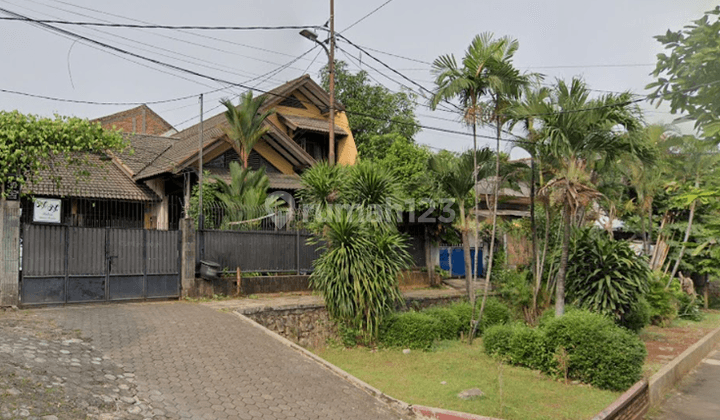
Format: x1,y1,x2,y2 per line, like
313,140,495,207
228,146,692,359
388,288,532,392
543,310,646,391
302,160,412,337
478,297,512,334
647,7,720,142
564,228,651,323
448,302,473,336
620,298,651,333
668,279,703,321
422,306,462,340
378,311,441,350
497,268,534,319
646,275,679,325
365,134,435,202
0,110,127,196
322,61,420,152
484,323,551,370
309,207,411,337
221,91,275,169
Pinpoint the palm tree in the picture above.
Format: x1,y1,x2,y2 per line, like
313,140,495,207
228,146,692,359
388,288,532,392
210,161,279,229
430,32,533,330
533,78,649,316
222,91,275,169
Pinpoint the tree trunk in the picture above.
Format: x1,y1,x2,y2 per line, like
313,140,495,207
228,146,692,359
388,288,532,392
470,117,502,341
425,224,436,287
469,122,480,343
668,197,698,284
459,205,472,298
530,156,539,315
640,206,648,256
668,177,700,285
555,203,571,317
646,203,654,256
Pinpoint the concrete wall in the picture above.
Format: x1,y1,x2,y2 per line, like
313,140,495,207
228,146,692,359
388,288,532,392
0,200,20,307
180,218,196,297
591,380,648,420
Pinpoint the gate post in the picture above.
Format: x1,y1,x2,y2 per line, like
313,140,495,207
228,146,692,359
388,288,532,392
0,199,20,307
180,218,196,297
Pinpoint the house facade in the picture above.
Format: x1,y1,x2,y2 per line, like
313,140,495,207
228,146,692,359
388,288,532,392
21,75,357,231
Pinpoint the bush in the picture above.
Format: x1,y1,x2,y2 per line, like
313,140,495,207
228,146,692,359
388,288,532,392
448,302,472,334
565,228,650,322
668,279,703,321
483,324,516,357
378,312,441,350
422,307,462,340
497,268,534,318
620,298,651,333
543,310,646,391
478,297,512,334
646,276,677,325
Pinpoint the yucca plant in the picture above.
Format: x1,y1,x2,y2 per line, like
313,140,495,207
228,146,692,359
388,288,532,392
302,161,411,338
565,228,650,322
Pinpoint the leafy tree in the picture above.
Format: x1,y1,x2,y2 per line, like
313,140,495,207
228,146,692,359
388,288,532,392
648,7,720,142
221,91,275,169
532,78,650,316
0,110,126,196
321,61,420,154
430,32,532,336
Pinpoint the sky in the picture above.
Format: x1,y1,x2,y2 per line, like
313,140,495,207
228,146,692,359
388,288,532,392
0,0,715,158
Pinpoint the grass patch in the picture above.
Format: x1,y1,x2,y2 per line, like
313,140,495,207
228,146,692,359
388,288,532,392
314,340,619,420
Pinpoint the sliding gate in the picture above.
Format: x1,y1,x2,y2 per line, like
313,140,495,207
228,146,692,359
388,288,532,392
21,224,181,305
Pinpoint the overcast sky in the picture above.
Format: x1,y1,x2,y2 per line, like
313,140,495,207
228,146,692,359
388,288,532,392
0,0,714,157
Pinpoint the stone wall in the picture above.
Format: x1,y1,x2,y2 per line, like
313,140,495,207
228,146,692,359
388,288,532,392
243,305,334,349
239,294,463,348
0,201,20,307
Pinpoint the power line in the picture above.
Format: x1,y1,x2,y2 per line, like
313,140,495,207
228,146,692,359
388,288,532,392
341,0,395,33
0,88,210,106
0,15,320,30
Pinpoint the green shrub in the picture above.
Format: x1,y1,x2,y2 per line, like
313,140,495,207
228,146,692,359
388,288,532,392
668,279,703,321
646,277,677,325
422,307,462,340
478,297,512,333
378,312,441,350
497,269,534,318
448,302,473,334
620,298,651,333
483,324,516,357
543,310,646,391
565,229,650,322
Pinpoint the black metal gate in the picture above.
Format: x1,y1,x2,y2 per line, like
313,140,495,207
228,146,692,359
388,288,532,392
21,224,181,305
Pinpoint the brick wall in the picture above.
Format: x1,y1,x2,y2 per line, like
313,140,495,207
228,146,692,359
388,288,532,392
97,105,173,135
591,380,649,420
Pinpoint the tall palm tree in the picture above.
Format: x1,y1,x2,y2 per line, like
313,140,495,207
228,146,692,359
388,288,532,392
430,33,533,330
222,91,275,169
210,161,279,229
533,78,649,316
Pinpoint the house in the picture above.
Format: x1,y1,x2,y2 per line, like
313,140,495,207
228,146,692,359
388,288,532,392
21,75,357,230
474,176,531,220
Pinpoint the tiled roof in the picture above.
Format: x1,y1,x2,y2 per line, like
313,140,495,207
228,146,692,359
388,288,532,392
207,168,302,190
115,133,177,175
25,154,160,202
93,104,175,135
277,113,347,136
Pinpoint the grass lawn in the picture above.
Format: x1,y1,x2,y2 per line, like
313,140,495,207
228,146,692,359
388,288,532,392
313,340,619,420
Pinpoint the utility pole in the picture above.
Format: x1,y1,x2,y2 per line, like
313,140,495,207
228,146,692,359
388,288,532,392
328,0,336,166
198,94,204,231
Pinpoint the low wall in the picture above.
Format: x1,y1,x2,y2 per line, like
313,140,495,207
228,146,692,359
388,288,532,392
239,293,463,347
591,380,648,420
647,324,720,405
592,323,720,420
398,270,431,288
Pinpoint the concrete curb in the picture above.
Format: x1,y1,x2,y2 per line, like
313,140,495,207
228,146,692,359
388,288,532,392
413,405,503,420
648,323,720,405
230,310,415,419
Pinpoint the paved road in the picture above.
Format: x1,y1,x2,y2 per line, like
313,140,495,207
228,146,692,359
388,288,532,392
39,302,402,420
653,347,720,420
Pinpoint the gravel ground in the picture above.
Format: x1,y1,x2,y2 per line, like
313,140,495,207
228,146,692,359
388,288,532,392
0,308,162,420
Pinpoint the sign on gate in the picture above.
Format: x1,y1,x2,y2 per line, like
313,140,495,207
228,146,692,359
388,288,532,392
33,198,62,224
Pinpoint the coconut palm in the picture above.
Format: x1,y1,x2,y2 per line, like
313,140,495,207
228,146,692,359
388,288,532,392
210,161,279,230
222,91,275,169
430,32,533,333
533,78,649,316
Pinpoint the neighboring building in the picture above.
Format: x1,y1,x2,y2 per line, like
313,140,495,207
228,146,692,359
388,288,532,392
21,75,357,230
474,176,531,220
93,104,176,136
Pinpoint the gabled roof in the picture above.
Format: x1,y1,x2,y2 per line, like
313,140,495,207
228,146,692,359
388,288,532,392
135,75,335,180
113,133,177,176
26,154,160,202
93,104,175,136
277,113,347,136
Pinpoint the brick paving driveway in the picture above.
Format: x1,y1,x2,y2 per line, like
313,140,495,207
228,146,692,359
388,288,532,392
38,302,403,420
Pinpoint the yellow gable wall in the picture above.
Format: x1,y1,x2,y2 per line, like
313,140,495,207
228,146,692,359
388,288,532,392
269,90,357,166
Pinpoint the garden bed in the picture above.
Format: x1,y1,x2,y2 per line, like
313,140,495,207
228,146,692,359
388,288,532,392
641,310,720,376
313,340,619,420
